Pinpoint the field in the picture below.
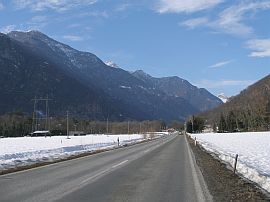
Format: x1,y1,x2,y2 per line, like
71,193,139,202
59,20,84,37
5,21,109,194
0,133,167,171
191,132,270,193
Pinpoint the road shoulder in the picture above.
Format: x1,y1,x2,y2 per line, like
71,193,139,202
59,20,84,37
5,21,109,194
185,135,213,202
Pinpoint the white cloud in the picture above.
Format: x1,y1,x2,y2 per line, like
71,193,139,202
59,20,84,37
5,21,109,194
0,3,4,10
13,0,97,11
197,79,255,88
31,15,47,23
26,15,48,29
79,10,108,18
156,0,223,13
213,1,270,36
115,3,132,12
181,17,209,29
209,60,234,68
180,1,270,37
1,25,16,33
67,23,81,29
247,39,270,58
63,35,83,41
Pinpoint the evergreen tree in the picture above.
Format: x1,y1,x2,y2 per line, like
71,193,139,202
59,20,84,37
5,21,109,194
218,114,227,132
186,116,205,133
227,111,237,132
264,98,270,130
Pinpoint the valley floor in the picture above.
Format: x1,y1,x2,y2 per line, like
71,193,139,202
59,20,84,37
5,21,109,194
0,133,166,172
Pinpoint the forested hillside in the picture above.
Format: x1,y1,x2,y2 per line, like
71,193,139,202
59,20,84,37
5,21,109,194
201,74,270,132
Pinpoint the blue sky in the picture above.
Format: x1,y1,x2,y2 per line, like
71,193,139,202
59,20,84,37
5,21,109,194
0,0,269,96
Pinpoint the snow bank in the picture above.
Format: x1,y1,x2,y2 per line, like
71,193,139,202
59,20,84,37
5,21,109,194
191,132,270,193
0,133,166,171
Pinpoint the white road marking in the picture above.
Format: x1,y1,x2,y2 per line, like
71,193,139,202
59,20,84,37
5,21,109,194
111,160,129,168
81,168,111,185
79,136,178,187
80,160,129,185
144,149,150,153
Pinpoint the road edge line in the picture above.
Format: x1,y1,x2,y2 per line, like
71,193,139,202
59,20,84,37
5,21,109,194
185,134,213,202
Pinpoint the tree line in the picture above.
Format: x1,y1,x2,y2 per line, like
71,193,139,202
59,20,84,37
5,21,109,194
216,108,270,132
0,112,184,137
185,103,270,134
185,115,205,133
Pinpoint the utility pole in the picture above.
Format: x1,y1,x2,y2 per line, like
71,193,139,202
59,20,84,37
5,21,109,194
127,121,130,134
31,96,52,132
45,95,49,130
139,122,142,134
32,96,37,132
192,116,194,133
106,117,109,134
66,111,70,139
49,117,52,132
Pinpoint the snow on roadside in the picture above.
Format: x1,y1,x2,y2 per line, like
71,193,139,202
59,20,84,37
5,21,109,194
190,132,270,193
0,133,166,171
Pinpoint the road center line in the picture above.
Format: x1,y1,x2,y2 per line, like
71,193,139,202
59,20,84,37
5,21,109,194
80,160,129,185
111,160,129,168
81,168,111,185
144,149,150,153
79,137,176,187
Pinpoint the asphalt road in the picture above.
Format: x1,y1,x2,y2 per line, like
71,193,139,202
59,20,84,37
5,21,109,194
0,134,211,202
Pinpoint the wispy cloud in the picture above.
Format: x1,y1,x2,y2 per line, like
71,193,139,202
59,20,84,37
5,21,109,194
67,23,82,29
197,79,255,88
63,35,83,41
115,3,132,12
13,0,97,12
247,39,270,58
0,2,4,10
181,17,209,29
213,1,270,36
209,60,234,68
1,25,16,33
27,15,48,29
180,1,270,37
79,10,109,18
156,0,223,13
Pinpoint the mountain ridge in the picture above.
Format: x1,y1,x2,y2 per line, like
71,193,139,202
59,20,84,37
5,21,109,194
0,30,222,122
132,69,222,111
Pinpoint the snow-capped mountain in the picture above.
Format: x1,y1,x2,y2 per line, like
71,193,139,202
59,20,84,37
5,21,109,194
217,93,229,103
105,61,119,68
0,30,223,121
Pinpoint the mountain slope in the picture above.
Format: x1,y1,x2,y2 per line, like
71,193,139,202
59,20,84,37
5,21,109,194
1,31,222,122
201,74,270,130
0,32,125,120
132,70,222,111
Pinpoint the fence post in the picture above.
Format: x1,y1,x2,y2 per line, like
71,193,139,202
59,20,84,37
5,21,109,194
233,154,239,174
194,137,197,146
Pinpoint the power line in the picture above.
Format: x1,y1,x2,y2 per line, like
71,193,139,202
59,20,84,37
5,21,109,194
31,96,52,132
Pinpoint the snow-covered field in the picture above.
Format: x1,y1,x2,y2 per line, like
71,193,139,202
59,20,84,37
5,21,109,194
0,133,167,171
191,132,270,193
